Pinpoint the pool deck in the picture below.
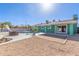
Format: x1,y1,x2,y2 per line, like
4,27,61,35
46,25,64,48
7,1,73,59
0,32,33,45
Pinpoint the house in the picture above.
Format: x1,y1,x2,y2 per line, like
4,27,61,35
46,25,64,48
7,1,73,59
32,15,78,36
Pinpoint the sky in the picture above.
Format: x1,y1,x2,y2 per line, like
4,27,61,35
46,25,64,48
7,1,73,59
0,3,79,26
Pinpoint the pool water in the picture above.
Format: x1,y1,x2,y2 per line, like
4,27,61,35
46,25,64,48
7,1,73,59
17,30,34,35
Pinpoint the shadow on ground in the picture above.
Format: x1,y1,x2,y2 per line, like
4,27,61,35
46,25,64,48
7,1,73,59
41,33,79,42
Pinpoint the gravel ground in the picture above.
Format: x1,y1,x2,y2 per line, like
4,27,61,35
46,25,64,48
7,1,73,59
0,36,79,56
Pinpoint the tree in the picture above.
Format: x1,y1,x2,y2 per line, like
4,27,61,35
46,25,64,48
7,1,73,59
73,14,78,20
0,23,4,32
52,19,55,22
46,20,49,24
0,22,12,32
32,26,38,33
2,22,12,28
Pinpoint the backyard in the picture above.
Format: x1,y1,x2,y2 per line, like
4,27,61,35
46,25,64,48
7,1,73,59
0,3,79,56
0,35,79,56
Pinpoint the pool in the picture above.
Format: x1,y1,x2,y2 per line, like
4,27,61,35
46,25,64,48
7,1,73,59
0,29,33,35
16,30,34,35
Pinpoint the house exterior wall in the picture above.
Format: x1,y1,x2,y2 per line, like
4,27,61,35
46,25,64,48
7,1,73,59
51,25,55,33
32,20,77,36
67,23,77,35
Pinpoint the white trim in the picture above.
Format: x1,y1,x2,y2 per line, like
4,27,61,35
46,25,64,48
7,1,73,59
36,20,77,26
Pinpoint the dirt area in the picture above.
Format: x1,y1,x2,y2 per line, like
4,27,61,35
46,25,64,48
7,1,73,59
0,38,12,43
0,36,79,56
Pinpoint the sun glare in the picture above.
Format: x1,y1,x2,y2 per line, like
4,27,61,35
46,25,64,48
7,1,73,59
40,3,55,12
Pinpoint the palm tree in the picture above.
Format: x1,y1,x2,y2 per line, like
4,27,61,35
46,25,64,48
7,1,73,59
0,23,4,32
46,20,49,24
73,14,78,20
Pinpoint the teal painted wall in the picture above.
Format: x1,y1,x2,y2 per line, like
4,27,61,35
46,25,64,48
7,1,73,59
38,26,41,32
32,23,77,36
39,26,46,32
51,25,55,33
40,26,44,32
45,26,49,33
69,24,74,35
67,24,70,35
73,24,77,34
54,25,58,33
42,26,46,32
67,23,77,35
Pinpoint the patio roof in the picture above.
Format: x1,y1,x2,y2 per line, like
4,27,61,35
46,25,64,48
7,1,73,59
35,19,77,26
